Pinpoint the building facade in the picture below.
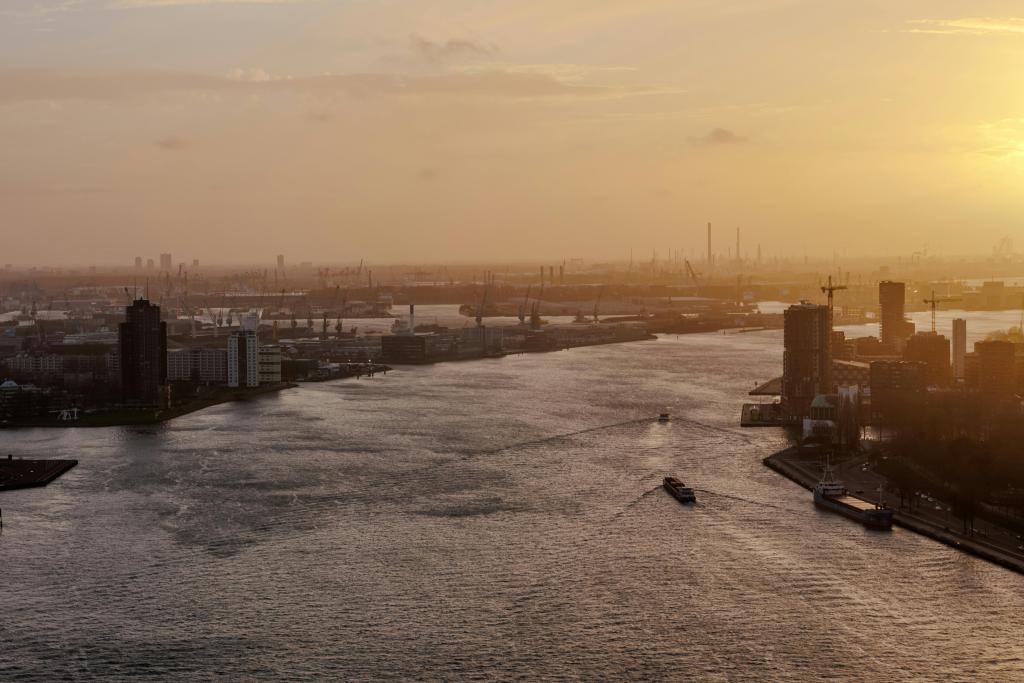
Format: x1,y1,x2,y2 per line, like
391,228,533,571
167,348,228,384
258,345,282,384
782,303,831,420
904,332,951,388
879,281,914,348
951,318,967,382
228,331,259,388
118,298,167,407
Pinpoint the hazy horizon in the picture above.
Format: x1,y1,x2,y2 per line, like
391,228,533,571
3,1,1023,264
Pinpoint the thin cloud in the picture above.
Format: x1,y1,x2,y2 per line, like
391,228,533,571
689,128,747,147
906,18,1024,36
0,68,646,105
408,35,498,64
113,0,315,7
155,135,187,150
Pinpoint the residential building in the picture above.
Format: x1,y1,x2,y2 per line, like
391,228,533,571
952,318,967,382
258,345,282,384
228,330,258,388
782,302,831,420
904,332,951,387
118,298,167,407
879,281,914,348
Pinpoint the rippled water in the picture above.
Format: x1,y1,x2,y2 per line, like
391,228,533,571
2,325,1023,681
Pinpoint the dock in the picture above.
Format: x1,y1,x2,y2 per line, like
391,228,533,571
0,455,78,491
764,448,1024,575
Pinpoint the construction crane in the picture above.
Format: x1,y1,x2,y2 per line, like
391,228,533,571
820,275,848,313
475,284,489,327
530,282,545,330
923,290,961,333
335,289,348,336
684,260,702,296
518,285,532,325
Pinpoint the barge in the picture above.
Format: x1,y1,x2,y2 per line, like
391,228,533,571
814,462,893,530
663,476,696,504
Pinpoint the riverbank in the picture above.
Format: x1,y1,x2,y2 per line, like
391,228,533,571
764,447,1024,575
0,382,298,429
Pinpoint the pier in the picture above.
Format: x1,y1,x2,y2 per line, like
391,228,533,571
0,455,78,491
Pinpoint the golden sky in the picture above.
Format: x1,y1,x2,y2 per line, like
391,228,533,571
1,1,1022,265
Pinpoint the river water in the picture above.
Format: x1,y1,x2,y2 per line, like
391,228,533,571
2,310,1023,681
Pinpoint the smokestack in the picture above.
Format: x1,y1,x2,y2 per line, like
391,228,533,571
736,226,740,264
409,303,415,335
707,222,712,264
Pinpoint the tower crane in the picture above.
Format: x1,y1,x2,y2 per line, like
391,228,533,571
820,275,847,313
923,290,960,334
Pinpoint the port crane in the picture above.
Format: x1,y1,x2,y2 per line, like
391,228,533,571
530,282,545,330
475,284,489,328
684,260,702,296
334,289,349,336
517,285,532,325
923,290,961,333
820,275,847,313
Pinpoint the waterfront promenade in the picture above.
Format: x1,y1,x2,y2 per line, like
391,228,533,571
765,448,1024,575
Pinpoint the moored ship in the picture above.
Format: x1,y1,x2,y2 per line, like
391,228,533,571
663,476,696,504
813,461,893,530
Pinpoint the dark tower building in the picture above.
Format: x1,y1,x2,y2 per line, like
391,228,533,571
904,332,951,387
782,302,832,420
119,298,167,407
879,281,913,347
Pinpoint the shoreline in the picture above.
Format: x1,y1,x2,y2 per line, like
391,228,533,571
0,382,298,430
764,448,1024,575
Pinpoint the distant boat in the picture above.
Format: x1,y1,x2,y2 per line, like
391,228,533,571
663,476,696,504
658,412,671,422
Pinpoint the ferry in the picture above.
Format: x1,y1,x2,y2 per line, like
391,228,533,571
663,477,696,504
813,460,893,530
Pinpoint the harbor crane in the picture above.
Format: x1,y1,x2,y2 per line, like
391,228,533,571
684,260,702,296
518,285,532,325
475,284,489,328
923,290,961,334
820,275,848,313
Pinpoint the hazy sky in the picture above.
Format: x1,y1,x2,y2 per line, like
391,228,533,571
1,1,1023,265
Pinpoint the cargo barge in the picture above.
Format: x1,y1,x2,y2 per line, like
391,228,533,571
814,462,893,530
663,477,696,504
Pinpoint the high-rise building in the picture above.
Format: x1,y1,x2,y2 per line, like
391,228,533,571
146,258,155,270
952,318,967,381
782,302,832,420
276,254,285,270
134,256,142,269
904,332,951,387
973,340,1015,397
227,330,258,388
159,253,172,271
118,299,167,407
879,281,913,348
869,360,925,423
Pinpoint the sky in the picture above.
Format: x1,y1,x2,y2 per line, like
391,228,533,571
1,0,1023,265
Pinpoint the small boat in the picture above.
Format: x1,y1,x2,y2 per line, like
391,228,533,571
663,476,696,504
658,412,671,422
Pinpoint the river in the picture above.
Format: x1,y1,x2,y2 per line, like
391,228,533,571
1,309,1023,680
